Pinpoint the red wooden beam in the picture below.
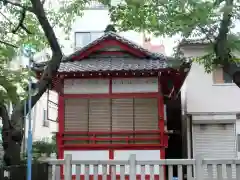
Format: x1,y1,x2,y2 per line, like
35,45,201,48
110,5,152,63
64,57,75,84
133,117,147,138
62,130,163,135
62,137,161,141
72,39,146,61
61,146,165,150
60,144,167,149
63,93,159,99
93,51,127,55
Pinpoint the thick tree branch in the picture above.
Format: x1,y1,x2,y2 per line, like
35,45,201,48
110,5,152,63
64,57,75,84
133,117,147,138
0,7,31,34
0,105,10,130
0,0,34,12
214,0,233,63
41,0,46,5
198,26,214,43
12,8,32,34
30,0,62,54
11,0,63,129
0,40,18,48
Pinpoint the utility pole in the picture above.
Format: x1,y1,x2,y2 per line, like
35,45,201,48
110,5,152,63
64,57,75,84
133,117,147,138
22,45,36,180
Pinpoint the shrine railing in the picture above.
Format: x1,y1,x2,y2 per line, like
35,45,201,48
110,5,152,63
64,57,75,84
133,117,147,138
45,154,240,180
57,130,168,148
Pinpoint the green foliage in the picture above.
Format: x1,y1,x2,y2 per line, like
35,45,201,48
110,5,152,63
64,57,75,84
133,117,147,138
0,60,29,105
32,141,56,160
0,0,89,105
105,0,240,72
21,135,57,162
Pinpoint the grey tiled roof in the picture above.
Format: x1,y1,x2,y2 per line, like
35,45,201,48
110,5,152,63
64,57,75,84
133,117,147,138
58,57,168,72
179,38,212,46
33,32,180,73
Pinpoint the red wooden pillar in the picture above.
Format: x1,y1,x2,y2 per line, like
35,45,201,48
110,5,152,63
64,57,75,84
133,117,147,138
158,75,166,180
56,78,65,177
158,75,165,146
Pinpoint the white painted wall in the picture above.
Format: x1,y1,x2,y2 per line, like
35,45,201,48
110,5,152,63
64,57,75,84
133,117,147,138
63,78,158,94
64,150,109,175
180,45,240,158
112,78,158,93
181,45,240,113
24,90,58,142
63,150,161,175
114,150,161,174
70,10,144,52
64,79,109,94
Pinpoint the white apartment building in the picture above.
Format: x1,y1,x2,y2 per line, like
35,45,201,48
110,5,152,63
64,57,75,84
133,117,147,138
180,41,240,159
8,50,58,143
23,90,58,142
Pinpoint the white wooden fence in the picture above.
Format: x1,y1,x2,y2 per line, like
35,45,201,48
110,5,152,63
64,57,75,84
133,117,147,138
47,154,240,180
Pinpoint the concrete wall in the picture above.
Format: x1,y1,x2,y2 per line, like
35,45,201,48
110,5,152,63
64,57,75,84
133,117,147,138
71,9,144,51
180,44,240,158
64,78,158,94
24,90,58,142
180,45,240,113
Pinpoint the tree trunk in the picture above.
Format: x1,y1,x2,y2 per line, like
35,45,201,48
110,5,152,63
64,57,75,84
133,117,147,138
2,52,63,166
0,0,64,166
214,0,233,64
3,133,21,166
0,105,22,166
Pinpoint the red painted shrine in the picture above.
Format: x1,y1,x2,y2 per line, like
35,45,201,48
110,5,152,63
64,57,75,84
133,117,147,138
34,32,190,179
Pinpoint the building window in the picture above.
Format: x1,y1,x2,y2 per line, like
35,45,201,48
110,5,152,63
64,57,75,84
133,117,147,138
47,99,58,122
75,32,104,50
212,67,233,84
238,134,240,152
43,109,49,127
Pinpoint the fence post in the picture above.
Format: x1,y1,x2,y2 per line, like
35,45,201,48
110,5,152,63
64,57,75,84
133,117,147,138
64,154,72,180
129,154,136,180
195,155,203,180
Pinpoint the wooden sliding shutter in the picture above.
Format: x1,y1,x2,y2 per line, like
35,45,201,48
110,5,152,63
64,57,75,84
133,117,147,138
134,98,159,144
89,98,111,144
112,98,134,143
64,98,88,144
64,98,88,131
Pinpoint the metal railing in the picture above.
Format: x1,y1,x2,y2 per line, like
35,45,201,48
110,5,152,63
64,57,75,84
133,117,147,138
47,154,240,180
